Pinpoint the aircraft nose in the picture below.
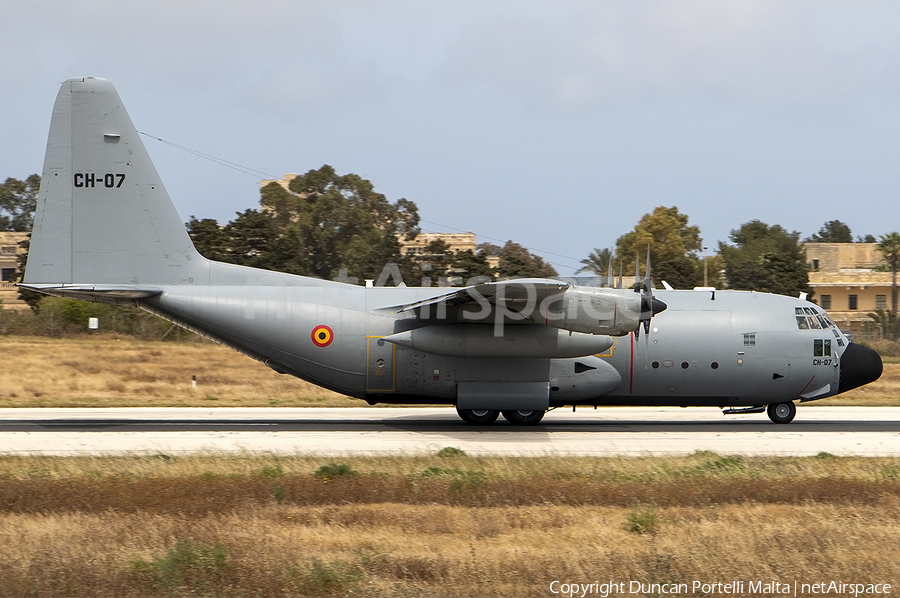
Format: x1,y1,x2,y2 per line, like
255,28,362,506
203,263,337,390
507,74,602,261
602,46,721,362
839,342,883,393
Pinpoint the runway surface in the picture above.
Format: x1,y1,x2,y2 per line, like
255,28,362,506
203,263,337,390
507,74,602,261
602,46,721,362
1,406,899,457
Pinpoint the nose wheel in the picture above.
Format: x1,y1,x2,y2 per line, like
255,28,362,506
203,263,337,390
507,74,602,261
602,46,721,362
767,401,796,424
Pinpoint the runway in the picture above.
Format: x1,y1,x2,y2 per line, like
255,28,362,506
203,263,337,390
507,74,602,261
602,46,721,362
1,406,898,457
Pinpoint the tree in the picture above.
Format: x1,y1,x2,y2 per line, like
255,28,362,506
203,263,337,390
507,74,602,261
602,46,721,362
277,166,421,282
719,220,811,297
615,206,704,289
450,249,494,282
186,216,229,262
0,175,40,232
478,241,556,279
805,220,853,243
576,248,612,276
190,166,421,284
877,232,900,316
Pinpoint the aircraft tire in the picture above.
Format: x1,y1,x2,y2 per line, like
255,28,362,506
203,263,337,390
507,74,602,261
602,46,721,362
456,408,500,425
501,410,545,426
767,401,796,424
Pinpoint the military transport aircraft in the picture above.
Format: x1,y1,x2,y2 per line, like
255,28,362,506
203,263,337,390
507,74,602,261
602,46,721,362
20,77,883,425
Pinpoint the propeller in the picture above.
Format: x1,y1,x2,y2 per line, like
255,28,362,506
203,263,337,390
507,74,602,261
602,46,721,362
633,246,667,338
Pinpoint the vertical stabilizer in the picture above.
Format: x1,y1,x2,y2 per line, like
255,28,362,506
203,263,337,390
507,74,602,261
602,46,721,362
24,77,206,286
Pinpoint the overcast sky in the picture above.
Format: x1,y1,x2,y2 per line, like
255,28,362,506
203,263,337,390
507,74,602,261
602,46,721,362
3,1,899,275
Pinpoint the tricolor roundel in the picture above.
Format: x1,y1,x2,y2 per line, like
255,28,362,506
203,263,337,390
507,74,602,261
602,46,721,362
311,325,334,347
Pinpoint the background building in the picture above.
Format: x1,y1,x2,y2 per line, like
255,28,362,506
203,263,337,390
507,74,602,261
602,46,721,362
805,243,892,332
0,232,29,310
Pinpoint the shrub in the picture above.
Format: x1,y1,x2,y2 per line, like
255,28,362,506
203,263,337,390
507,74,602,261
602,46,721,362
315,463,357,478
626,508,659,534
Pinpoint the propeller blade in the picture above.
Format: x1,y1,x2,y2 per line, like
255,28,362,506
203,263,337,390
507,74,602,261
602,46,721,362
643,245,652,298
634,252,640,292
617,261,623,289
607,260,613,288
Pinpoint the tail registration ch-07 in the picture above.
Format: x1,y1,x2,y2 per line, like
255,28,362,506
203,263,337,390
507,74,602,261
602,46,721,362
73,173,125,188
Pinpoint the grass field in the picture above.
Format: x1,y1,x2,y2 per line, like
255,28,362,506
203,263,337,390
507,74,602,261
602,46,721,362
0,452,898,597
0,335,897,408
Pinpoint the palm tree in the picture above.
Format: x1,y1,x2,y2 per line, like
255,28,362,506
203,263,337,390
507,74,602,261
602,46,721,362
877,232,900,316
576,248,613,276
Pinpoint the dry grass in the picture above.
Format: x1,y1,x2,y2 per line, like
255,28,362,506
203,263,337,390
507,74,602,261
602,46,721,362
0,454,898,597
0,335,356,408
0,335,897,407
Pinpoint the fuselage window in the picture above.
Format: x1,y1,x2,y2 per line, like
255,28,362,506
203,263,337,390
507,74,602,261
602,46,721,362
813,339,832,357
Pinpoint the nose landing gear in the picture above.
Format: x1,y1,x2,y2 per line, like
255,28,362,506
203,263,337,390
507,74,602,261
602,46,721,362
766,401,796,424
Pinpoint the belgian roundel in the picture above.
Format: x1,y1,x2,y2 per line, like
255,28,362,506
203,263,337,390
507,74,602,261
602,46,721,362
311,325,334,347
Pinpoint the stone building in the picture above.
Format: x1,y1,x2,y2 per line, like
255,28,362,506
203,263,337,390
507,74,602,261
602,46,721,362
805,243,894,331
0,232,29,310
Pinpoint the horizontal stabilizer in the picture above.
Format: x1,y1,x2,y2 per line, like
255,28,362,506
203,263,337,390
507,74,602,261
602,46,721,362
17,283,161,303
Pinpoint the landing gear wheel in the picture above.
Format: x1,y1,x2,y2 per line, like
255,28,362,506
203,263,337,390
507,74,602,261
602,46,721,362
767,402,796,424
456,408,499,425
501,410,545,426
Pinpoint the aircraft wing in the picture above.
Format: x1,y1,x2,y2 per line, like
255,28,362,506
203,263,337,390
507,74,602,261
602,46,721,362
394,278,569,316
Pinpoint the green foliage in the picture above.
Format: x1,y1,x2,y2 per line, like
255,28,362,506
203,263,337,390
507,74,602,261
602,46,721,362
577,247,613,276
129,540,228,594
626,507,659,534
449,249,494,283
303,558,361,595
187,165,422,284
185,216,229,261
815,452,837,460
270,483,286,504
615,206,706,289
478,240,557,279
0,175,39,232
805,220,853,243
437,446,467,458
314,463,358,478
718,220,811,297
259,464,284,479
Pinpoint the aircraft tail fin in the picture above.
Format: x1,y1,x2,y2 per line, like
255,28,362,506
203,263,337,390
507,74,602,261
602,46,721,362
23,77,206,287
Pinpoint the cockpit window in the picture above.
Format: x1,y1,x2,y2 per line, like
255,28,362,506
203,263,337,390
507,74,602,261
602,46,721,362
795,306,834,330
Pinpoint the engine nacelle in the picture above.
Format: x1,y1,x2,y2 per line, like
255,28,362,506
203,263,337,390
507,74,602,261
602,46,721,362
532,288,645,336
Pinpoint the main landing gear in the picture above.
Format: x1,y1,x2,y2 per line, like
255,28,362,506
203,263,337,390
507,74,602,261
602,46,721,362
766,401,796,424
455,408,545,426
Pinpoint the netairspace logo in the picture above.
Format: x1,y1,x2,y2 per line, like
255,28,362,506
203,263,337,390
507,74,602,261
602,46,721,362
548,580,893,597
